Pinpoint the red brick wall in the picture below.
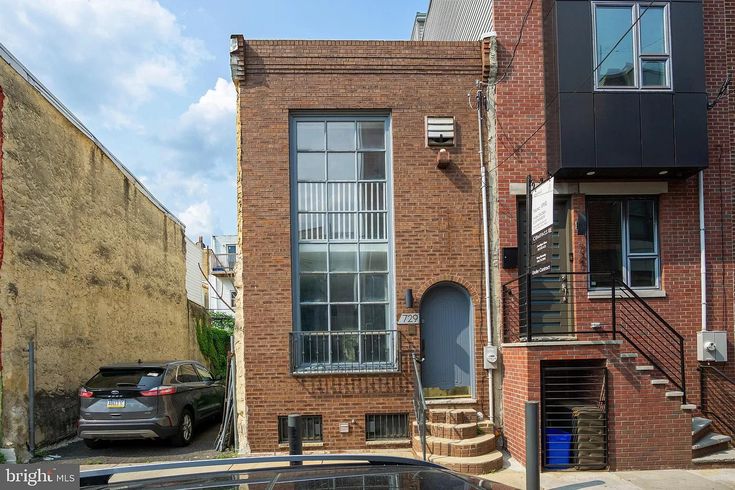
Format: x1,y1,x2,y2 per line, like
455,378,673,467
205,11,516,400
492,0,734,469
502,342,692,470
234,39,490,452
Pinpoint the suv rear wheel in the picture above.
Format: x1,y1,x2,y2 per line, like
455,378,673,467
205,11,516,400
84,439,108,449
170,409,194,447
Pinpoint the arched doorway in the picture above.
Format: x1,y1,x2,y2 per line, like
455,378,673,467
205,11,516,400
419,282,473,398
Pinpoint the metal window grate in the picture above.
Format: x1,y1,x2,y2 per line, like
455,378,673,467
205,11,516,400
365,413,409,441
277,415,323,444
541,361,608,471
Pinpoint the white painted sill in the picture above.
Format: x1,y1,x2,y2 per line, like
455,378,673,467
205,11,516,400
587,289,667,299
365,439,411,446
278,442,325,449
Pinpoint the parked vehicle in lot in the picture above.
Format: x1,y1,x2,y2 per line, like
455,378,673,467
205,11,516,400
79,454,519,489
78,360,224,448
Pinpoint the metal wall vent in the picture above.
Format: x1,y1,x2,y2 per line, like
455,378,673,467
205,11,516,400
426,116,455,147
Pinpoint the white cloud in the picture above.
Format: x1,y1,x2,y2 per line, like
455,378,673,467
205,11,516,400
178,201,214,240
157,78,237,174
0,0,209,111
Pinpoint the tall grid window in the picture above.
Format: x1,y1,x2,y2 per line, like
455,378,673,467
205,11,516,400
292,116,392,367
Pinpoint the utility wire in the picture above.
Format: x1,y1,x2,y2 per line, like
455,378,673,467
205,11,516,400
493,1,656,170
199,263,236,314
494,0,536,85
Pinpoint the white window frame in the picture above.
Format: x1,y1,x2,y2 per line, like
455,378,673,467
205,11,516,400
587,197,661,290
592,1,672,91
289,114,395,369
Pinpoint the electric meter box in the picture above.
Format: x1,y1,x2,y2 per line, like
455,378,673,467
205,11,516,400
697,331,728,362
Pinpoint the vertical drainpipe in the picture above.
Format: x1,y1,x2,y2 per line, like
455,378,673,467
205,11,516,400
699,170,707,331
480,33,500,425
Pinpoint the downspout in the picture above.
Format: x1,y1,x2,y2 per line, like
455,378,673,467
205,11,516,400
699,170,707,331
476,86,495,422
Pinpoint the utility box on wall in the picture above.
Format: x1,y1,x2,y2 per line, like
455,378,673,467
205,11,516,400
697,331,728,362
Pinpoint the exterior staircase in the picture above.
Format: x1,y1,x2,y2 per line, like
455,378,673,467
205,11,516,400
692,416,735,465
619,352,694,411
411,407,503,474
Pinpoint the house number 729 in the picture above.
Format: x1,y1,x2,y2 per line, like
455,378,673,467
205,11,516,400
398,313,420,324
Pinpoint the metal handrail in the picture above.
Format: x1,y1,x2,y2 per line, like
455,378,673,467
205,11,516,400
411,353,428,461
501,270,687,402
699,365,735,439
290,330,399,374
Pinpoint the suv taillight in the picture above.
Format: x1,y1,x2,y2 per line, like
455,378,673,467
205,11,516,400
79,387,94,398
140,386,176,397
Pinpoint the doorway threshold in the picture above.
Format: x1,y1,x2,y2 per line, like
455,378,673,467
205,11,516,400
426,398,477,406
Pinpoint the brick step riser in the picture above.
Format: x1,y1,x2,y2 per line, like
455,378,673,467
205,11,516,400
428,412,478,425
412,436,496,458
693,441,732,459
413,423,478,440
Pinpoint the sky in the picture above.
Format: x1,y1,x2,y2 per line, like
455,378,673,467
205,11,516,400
0,0,427,242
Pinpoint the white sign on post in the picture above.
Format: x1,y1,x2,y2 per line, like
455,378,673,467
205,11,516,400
530,177,554,277
531,177,554,235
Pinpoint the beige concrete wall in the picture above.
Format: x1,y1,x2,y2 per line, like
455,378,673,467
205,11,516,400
0,57,201,456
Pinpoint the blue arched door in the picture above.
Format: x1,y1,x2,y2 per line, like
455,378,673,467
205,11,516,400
419,283,473,398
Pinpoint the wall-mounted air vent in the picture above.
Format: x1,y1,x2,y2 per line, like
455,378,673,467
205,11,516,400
426,116,455,147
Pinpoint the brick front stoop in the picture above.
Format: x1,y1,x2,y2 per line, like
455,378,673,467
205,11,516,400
411,408,503,474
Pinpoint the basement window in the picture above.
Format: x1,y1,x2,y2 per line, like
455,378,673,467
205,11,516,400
365,413,409,441
277,415,323,444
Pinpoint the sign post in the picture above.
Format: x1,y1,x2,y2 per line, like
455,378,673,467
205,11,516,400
525,176,554,341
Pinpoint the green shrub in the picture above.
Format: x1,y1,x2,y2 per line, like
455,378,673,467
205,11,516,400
195,315,233,377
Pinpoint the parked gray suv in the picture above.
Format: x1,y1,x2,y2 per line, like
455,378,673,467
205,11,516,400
78,361,224,448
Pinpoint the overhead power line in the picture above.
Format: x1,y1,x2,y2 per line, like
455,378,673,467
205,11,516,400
493,1,657,170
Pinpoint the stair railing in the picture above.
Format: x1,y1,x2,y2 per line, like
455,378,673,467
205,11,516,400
411,353,428,461
501,271,687,403
699,365,735,440
613,279,687,403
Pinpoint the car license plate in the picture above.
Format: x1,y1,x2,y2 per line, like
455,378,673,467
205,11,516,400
106,400,125,409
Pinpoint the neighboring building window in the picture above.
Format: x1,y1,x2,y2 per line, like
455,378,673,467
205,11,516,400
365,413,409,441
226,244,236,269
594,2,670,89
278,415,323,443
587,197,660,289
230,290,237,307
292,116,393,369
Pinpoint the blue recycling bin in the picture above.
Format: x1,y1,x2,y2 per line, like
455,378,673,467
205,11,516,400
546,428,572,468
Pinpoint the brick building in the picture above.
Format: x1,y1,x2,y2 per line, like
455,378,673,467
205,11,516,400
231,0,734,474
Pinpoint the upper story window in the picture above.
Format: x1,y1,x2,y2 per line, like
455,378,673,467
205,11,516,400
587,197,660,289
594,2,671,90
291,115,395,371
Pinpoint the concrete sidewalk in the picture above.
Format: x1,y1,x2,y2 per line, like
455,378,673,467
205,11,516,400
485,466,735,489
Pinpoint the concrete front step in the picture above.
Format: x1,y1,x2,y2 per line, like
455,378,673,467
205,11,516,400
692,447,735,466
635,365,655,372
428,450,504,474
620,352,638,359
693,432,733,459
412,432,496,458
665,391,684,398
428,408,478,425
651,379,669,385
692,417,713,444
413,421,478,440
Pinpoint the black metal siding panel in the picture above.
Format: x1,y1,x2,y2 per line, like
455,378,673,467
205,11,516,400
594,93,642,167
670,2,706,93
557,1,593,92
640,94,675,166
674,93,708,167
560,93,596,167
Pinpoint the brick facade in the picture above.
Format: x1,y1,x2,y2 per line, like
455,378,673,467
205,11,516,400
232,38,491,452
491,0,734,471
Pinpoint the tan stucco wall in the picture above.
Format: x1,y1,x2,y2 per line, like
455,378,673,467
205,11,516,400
0,58,201,456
